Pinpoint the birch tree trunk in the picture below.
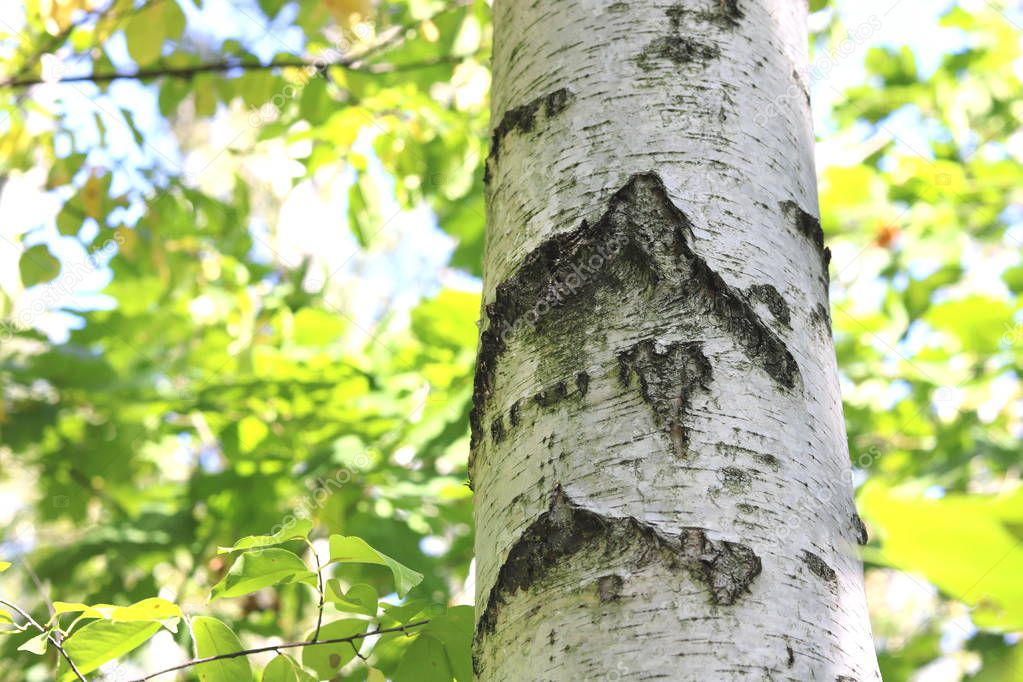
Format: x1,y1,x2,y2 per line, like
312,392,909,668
469,0,880,679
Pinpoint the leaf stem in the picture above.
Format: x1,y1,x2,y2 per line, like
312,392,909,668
0,598,87,682
307,539,325,643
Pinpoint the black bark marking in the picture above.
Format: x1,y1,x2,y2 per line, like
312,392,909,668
746,283,791,328
781,200,831,276
508,399,522,427
490,415,506,443
810,301,833,336
638,35,720,69
618,340,712,458
802,550,837,584
597,574,624,602
470,172,800,453
533,380,569,408
786,644,795,667
721,0,743,21
575,371,590,397
475,486,762,639
638,6,720,70
837,677,859,682
851,513,868,546
485,88,573,182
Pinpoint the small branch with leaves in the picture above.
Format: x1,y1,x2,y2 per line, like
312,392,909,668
0,523,469,681
128,619,428,682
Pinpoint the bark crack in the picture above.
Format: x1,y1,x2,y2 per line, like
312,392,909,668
475,486,762,641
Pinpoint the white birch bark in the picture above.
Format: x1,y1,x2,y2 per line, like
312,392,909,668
470,0,880,679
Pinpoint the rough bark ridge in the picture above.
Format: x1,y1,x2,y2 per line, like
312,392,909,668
475,486,761,641
474,0,880,680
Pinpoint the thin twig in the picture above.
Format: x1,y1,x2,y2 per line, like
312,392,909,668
127,620,429,681
0,598,87,682
0,55,467,88
0,0,476,89
307,539,325,642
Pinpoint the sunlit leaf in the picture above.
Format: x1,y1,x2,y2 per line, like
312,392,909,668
218,519,314,553
209,548,317,601
191,616,253,682
58,620,162,680
301,619,368,679
328,535,424,597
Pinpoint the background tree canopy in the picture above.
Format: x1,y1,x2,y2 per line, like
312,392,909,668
0,0,1020,679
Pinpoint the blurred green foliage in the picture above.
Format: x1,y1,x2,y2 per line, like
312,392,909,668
0,0,1020,679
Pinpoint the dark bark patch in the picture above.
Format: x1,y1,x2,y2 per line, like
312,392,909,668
638,35,720,69
575,371,590,397
485,88,574,181
490,415,506,443
781,200,830,276
746,283,791,328
837,677,859,682
718,466,752,493
508,399,522,427
810,302,833,335
597,574,624,602
851,513,869,546
470,172,799,454
802,550,837,584
618,340,712,458
786,644,795,667
533,380,569,408
475,486,762,639
666,2,742,31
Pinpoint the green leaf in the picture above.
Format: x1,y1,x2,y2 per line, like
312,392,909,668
300,619,368,679
191,616,253,682
325,580,378,616
209,548,317,601
861,483,1023,629
1004,264,1023,295
394,633,453,682
380,599,429,626
18,631,49,654
58,620,162,680
424,606,473,681
925,295,1015,354
347,172,383,247
125,0,186,66
19,244,61,287
328,535,424,597
218,519,314,553
262,654,317,682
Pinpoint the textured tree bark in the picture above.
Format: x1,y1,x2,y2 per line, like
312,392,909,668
470,1,880,680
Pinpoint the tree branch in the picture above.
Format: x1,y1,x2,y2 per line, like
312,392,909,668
0,54,467,89
128,620,429,681
0,598,87,682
